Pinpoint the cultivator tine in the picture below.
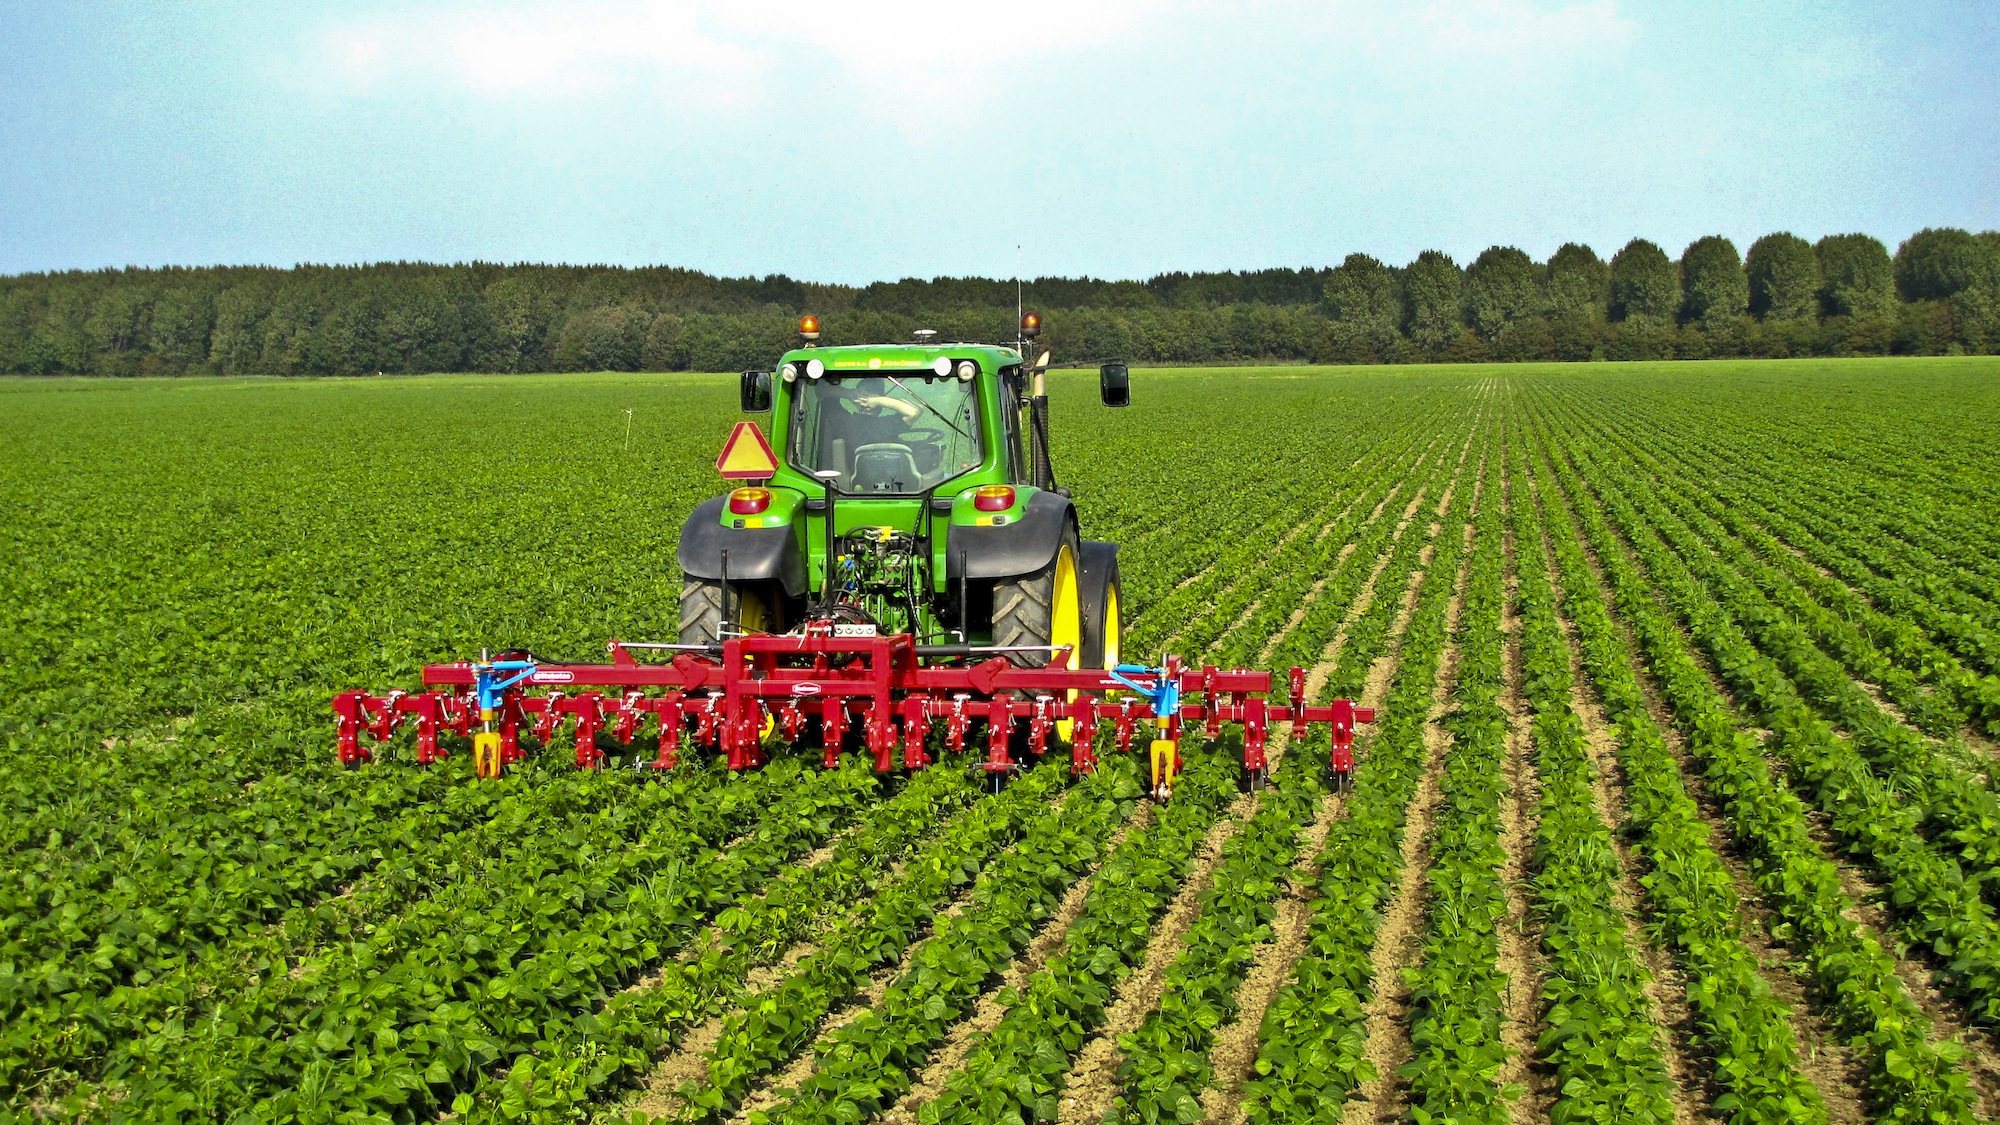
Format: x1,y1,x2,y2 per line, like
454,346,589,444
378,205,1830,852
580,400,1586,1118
1071,697,1100,774
902,695,932,770
986,696,1014,778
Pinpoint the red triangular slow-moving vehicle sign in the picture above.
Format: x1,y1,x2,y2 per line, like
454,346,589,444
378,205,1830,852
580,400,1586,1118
716,421,779,479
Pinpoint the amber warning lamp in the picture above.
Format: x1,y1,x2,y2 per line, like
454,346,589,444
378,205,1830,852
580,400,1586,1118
798,314,821,343
1020,310,1041,339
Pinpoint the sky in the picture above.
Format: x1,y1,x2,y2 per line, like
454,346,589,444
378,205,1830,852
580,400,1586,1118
1,0,1995,284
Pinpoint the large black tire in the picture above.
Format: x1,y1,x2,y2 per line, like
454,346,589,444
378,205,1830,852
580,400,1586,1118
1078,541,1122,672
992,526,1082,668
678,578,780,644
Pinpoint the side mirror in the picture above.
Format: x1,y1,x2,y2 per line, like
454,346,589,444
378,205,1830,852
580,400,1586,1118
739,370,773,413
1098,361,1130,407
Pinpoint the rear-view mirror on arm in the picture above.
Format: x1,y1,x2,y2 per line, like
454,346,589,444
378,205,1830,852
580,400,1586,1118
1099,361,1129,407
740,370,773,412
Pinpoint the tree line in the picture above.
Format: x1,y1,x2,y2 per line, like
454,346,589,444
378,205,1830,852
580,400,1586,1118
2,229,1996,376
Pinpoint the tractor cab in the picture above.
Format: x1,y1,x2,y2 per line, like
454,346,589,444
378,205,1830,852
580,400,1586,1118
678,315,1131,672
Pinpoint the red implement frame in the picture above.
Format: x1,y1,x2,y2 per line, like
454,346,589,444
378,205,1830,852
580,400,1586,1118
333,632,1375,782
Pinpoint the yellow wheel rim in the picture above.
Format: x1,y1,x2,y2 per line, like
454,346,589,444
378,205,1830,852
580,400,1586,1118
735,589,772,635
1052,545,1080,665
1102,584,1121,671
1051,545,1083,743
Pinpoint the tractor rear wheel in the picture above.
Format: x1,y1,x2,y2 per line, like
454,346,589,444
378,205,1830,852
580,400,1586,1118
1078,542,1122,672
678,578,780,644
992,528,1083,667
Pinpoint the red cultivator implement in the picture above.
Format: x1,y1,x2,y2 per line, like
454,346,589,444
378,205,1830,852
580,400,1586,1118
333,627,1374,799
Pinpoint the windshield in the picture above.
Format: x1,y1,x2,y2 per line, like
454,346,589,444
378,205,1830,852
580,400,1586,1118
788,373,984,494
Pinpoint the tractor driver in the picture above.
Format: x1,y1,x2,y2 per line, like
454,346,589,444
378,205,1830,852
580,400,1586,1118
808,375,981,492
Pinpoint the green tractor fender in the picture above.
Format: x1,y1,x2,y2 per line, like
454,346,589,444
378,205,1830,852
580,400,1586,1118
944,489,1076,580
678,494,811,598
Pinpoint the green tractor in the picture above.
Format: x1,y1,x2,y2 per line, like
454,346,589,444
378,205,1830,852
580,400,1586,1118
677,314,1131,672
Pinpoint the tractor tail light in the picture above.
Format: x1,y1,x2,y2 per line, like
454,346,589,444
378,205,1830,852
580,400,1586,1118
729,487,772,515
973,485,1015,512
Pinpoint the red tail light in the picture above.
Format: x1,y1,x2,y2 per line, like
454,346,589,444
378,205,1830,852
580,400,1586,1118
729,487,772,515
973,485,1015,512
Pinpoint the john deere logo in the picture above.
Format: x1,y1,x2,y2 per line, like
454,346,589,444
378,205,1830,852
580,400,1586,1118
868,357,882,369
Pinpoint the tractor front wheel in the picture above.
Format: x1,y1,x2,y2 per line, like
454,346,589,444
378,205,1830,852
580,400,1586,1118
992,528,1083,667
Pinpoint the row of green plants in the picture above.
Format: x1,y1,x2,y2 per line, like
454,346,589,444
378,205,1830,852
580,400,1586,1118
99,754,885,1121
1212,432,1460,673
1089,396,1436,632
1531,410,1980,1120
1589,394,2000,728
1123,413,1434,658
1256,422,1470,682
1396,437,1512,1123
2,754,736,1098
1564,432,2000,1032
1149,451,1392,659
917,426,1452,1125
1239,420,1477,1125
1504,441,1675,1124
1571,422,2000,891
1107,720,1329,1123
916,746,1244,1125
455,754,987,1122
1670,404,2000,599
743,757,1144,1125
661,756,1078,1124
1601,389,2000,677
1654,455,2000,738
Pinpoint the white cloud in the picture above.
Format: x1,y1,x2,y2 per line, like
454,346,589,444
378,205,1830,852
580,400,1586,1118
309,0,1169,124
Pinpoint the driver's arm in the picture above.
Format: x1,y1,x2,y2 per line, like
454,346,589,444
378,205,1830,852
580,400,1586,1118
853,395,921,422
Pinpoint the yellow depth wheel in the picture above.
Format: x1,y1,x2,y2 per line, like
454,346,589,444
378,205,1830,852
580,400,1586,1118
473,732,504,780
1150,738,1178,801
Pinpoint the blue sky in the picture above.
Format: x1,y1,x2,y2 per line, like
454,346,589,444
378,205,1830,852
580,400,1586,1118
1,1,1995,283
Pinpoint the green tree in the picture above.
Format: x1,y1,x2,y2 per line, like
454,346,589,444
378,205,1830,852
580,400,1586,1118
1814,233,1895,318
1323,253,1399,329
1679,236,1747,323
1744,232,1819,321
1401,250,1463,357
1608,239,1679,321
1461,246,1543,339
1544,243,1609,321
1320,253,1403,362
1895,227,1998,300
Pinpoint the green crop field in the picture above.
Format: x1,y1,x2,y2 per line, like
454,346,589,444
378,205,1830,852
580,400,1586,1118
6,357,2000,1125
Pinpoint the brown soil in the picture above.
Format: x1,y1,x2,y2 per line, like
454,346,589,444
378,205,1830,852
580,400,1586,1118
1336,492,1480,1125
1539,472,1871,1125
881,804,1156,1125
1550,612,1713,1125
1058,804,1251,1125
1199,785,1345,1125
1340,513,1476,1125
1803,809,2000,1116
1496,526,1552,1125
